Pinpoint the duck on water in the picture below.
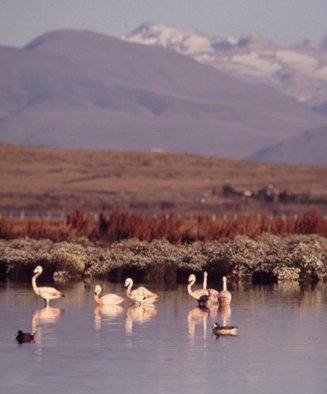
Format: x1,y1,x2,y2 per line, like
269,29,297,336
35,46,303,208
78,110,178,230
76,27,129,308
16,330,36,344
212,322,238,336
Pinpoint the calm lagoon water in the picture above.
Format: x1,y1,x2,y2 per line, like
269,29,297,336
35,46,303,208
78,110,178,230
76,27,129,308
1,280,327,394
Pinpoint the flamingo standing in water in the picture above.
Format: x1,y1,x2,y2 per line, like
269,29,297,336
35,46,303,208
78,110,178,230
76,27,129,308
32,266,65,306
218,276,232,305
124,278,158,305
203,271,219,303
187,274,211,307
94,284,124,305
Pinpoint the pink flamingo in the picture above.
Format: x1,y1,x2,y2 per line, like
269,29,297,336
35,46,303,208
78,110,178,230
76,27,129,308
203,271,219,303
187,274,211,307
32,266,65,306
94,284,124,305
124,278,159,305
218,276,232,305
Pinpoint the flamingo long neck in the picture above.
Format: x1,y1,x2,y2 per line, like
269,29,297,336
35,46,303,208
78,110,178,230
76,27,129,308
32,272,40,294
94,294,101,305
223,277,227,292
187,280,196,298
126,281,133,297
203,274,207,290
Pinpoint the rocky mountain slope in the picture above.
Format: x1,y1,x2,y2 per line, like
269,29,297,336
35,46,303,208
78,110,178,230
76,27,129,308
126,22,327,108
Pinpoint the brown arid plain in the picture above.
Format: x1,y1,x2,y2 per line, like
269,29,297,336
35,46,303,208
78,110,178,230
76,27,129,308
1,143,327,218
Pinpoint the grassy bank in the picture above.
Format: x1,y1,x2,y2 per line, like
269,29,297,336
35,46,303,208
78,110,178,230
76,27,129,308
1,232,326,285
1,210,326,285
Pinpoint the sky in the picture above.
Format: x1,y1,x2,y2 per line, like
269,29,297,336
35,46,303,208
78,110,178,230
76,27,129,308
0,0,326,48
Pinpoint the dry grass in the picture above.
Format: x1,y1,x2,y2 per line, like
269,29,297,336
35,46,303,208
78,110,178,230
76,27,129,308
1,143,327,217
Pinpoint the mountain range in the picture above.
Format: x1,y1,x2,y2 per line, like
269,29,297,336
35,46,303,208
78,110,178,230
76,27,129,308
126,22,327,108
0,27,327,164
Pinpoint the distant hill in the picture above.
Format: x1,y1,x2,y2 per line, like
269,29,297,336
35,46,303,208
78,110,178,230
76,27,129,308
0,29,326,160
247,126,327,165
1,143,327,217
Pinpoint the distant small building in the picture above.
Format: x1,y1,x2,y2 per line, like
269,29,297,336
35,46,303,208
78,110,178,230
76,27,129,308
243,189,253,198
257,184,275,202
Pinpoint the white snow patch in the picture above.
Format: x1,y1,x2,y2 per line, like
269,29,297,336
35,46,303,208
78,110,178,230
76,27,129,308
229,52,280,76
127,23,214,55
276,50,317,71
125,22,327,105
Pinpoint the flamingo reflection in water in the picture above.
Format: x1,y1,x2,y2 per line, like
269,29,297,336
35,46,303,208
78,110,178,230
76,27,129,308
219,304,232,326
32,306,63,330
32,306,63,353
187,304,218,339
94,304,124,330
213,304,238,337
125,304,157,335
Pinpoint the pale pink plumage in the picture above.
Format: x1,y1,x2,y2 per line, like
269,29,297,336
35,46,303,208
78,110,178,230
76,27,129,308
94,284,124,305
218,276,232,305
188,274,210,305
124,278,158,305
32,266,65,306
203,271,219,303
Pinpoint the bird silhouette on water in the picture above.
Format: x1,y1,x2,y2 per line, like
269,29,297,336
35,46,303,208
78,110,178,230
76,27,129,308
16,330,36,344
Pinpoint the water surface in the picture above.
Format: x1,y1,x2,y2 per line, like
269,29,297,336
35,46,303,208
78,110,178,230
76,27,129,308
1,280,327,394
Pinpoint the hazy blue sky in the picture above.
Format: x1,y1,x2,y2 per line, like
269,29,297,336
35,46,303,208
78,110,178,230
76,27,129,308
0,0,326,48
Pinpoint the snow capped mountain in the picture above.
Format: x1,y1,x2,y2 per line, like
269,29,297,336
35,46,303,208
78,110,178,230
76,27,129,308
127,22,275,52
1,28,325,162
125,22,327,107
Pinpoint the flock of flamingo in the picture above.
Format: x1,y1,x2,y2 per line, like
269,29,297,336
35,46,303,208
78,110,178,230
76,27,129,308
16,265,238,343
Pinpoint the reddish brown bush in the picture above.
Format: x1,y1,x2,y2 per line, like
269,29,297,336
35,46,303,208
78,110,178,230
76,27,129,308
0,209,326,243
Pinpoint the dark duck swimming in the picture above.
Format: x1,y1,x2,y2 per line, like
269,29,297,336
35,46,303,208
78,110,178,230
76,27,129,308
16,330,36,344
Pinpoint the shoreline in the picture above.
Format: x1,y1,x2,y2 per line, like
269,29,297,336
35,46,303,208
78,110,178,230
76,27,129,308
1,234,326,285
